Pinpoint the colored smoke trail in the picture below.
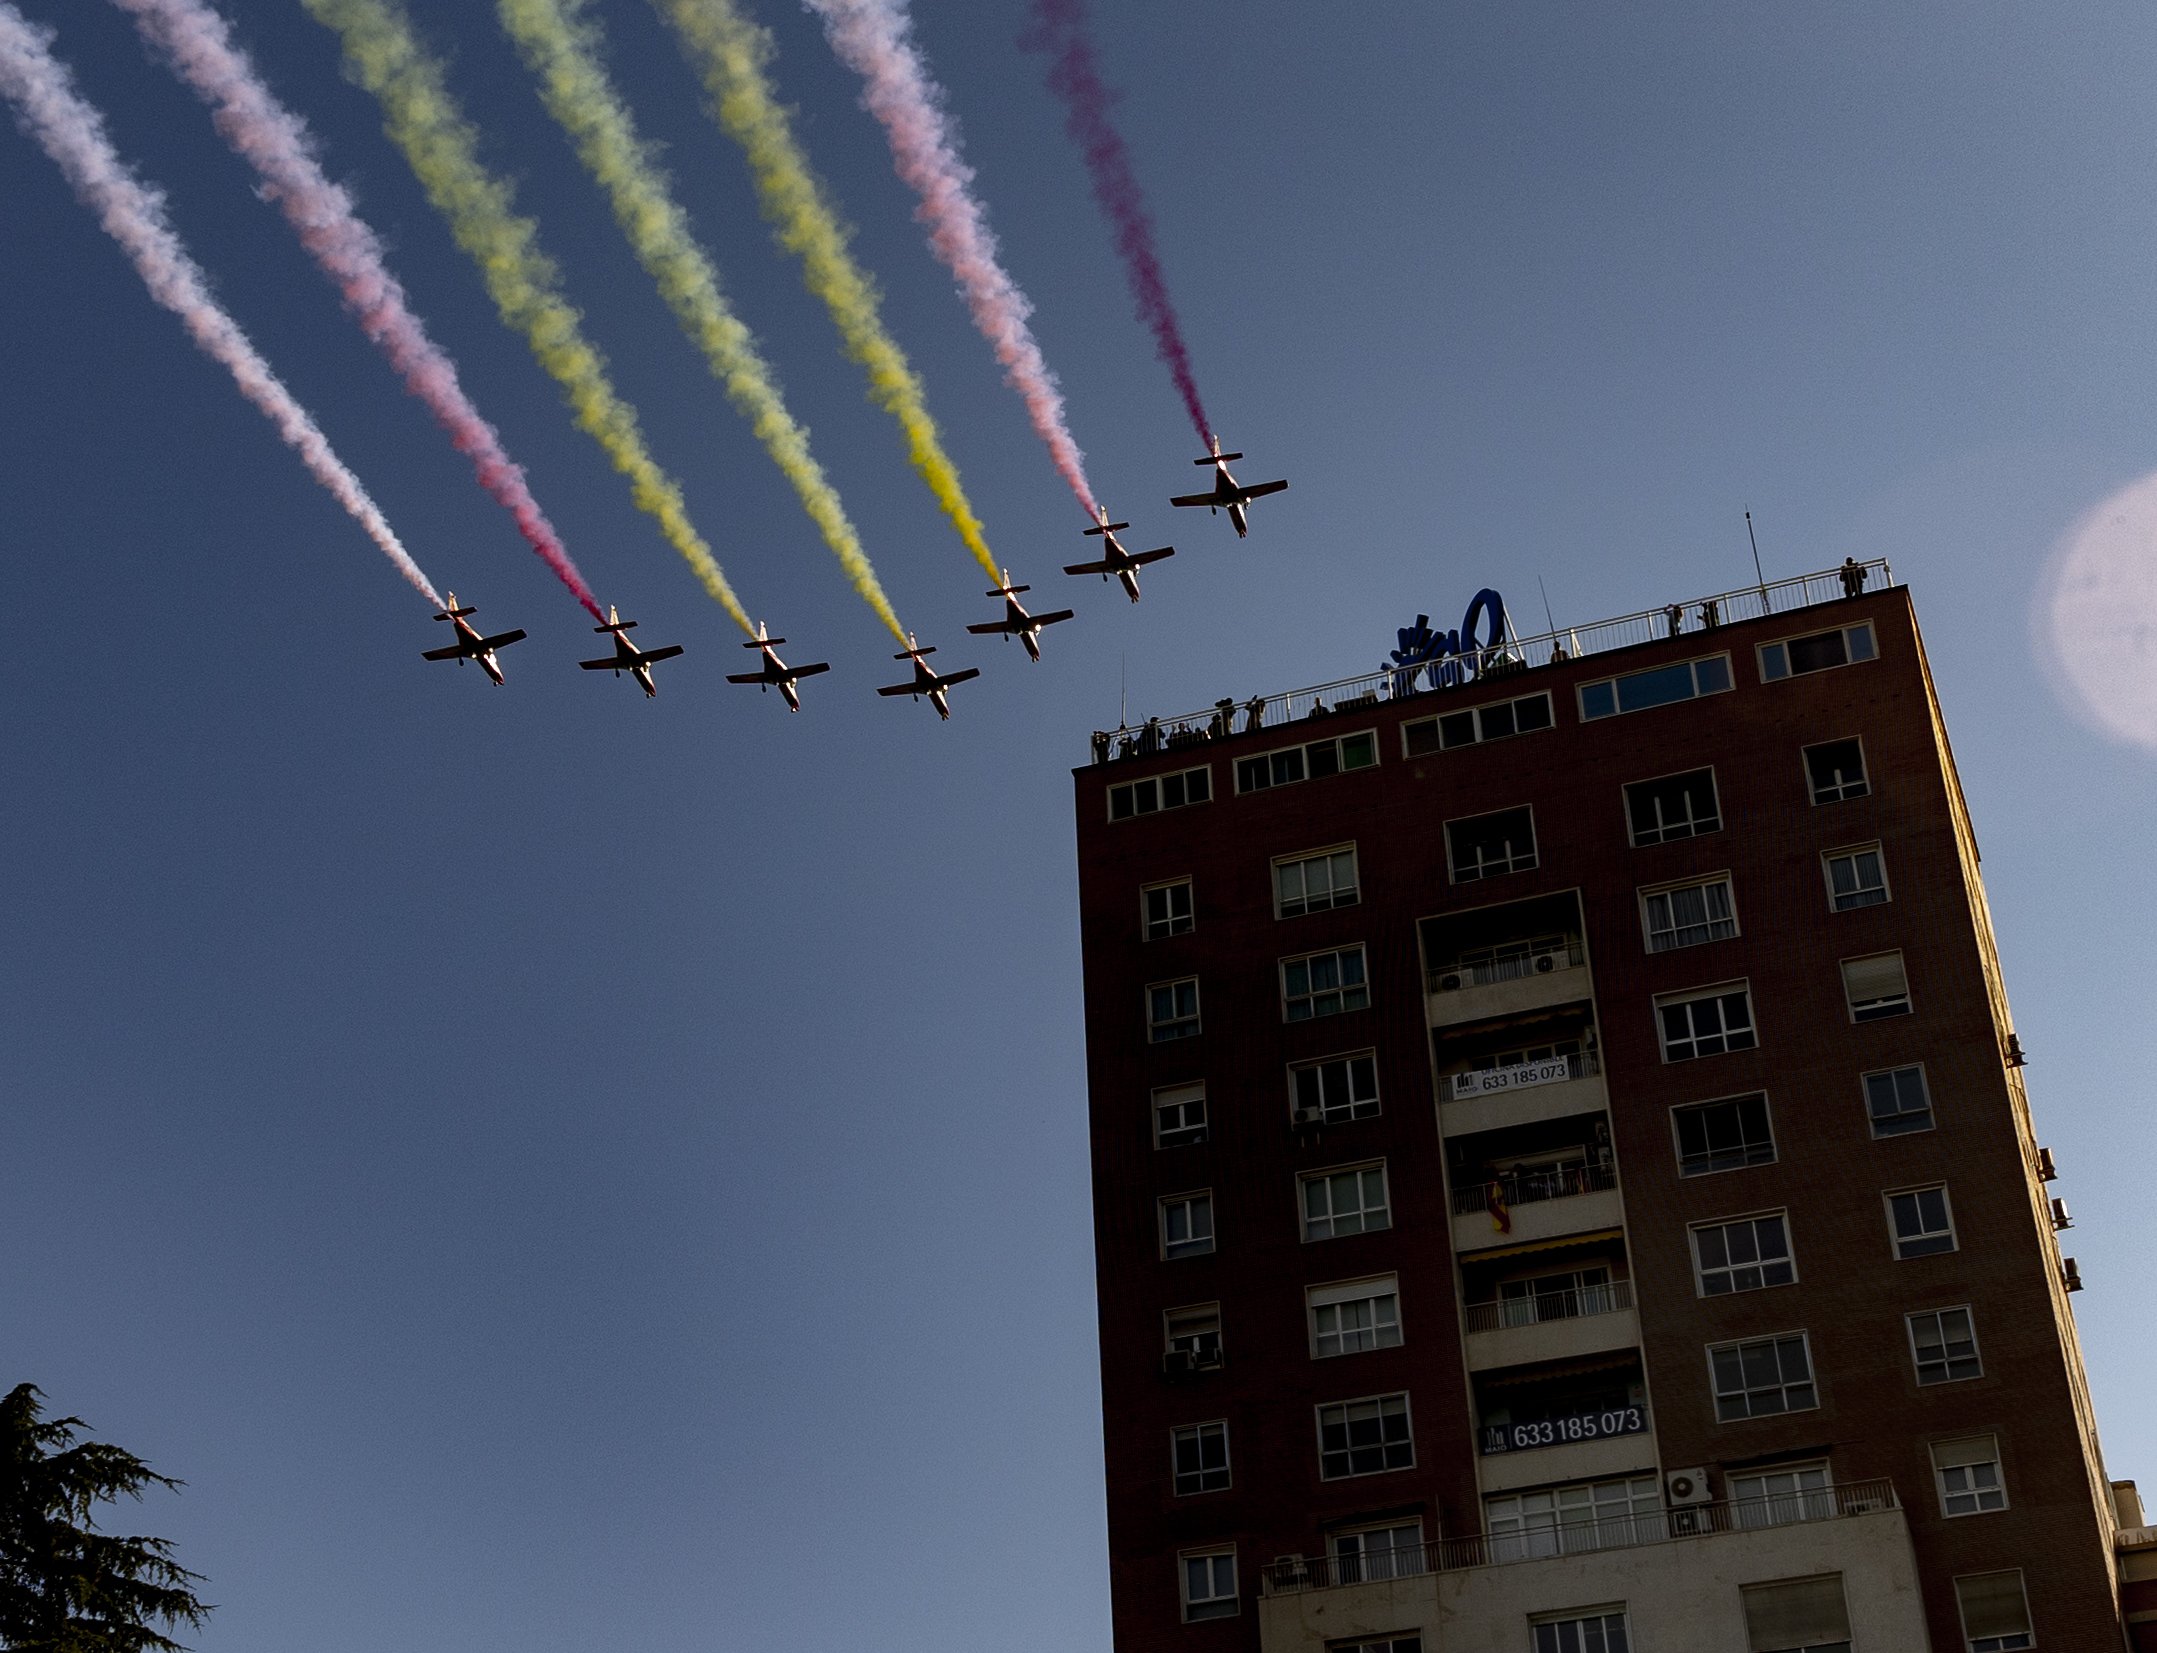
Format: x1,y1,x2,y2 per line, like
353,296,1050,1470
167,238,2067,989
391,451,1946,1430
804,0,1099,521
112,0,604,621
303,0,756,633
1023,0,1210,446
496,0,906,643
0,2,440,605
657,0,1002,582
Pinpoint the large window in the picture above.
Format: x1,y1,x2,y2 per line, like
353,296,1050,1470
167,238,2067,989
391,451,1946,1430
1932,1435,2007,1516
1446,805,1537,882
1109,764,1209,821
1641,875,1738,952
1402,690,1554,755
1147,977,1201,1042
1887,1185,1957,1258
1822,845,1889,911
1326,1521,1425,1585
1158,1192,1214,1260
1283,946,1370,1021
1235,730,1377,793
1579,653,1732,720
1656,983,1758,1060
1152,1082,1208,1149
1728,1463,1832,1528
1908,1307,1982,1385
1531,1609,1631,1653
1179,1548,1237,1622
1692,1212,1795,1294
1673,1092,1775,1175
1842,952,1910,1020
1316,1392,1413,1479
1170,1421,1230,1494
1739,1573,1851,1653
1330,1638,1421,1653
1486,1477,1661,1560
1710,1332,1818,1420
1864,1065,1933,1136
1307,1275,1402,1357
1803,738,1870,804
1625,767,1721,845
1142,878,1193,939
1954,1571,2034,1651
1275,846,1360,918
1291,1051,1380,1124
1761,620,1876,681
1302,1164,1391,1241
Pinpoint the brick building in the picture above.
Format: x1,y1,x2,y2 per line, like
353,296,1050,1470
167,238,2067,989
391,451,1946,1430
1072,566,2142,1652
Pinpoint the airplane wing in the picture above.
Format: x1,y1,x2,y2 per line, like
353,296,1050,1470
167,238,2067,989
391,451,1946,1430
965,620,1014,636
1036,609,1077,626
723,670,770,684
578,656,619,670
936,667,983,688
1239,479,1290,500
1130,548,1176,568
791,662,831,679
479,628,528,649
1064,559,1112,576
876,681,918,697
636,645,686,664
1168,491,1218,508
421,644,467,661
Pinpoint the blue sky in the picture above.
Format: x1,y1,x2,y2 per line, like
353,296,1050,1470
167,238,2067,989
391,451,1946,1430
4,2,2155,1648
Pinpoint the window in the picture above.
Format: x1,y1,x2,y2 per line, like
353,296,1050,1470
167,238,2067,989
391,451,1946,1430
1147,977,1200,1041
1657,983,1758,1061
1693,1212,1795,1294
1955,1571,2034,1650
1641,875,1739,951
1327,1520,1424,1583
1236,730,1377,793
1625,767,1721,845
1153,1083,1208,1149
1486,1478,1661,1560
1316,1392,1413,1478
1739,1572,1851,1652
1142,878,1193,939
1804,738,1869,804
1331,1633,1423,1653
1673,1092,1775,1175
1531,1609,1631,1653
1179,1547,1237,1621
1302,1164,1391,1241
1887,1185,1956,1258
1728,1464,1832,1528
1171,1421,1230,1494
1159,1192,1214,1260
1822,845,1888,911
1842,952,1910,1020
1402,690,1553,755
1164,1303,1221,1365
1864,1065,1934,1136
1307,1275,1402,1357
1446,805,1537,882
1710,1332,1818,1420
1276,846,1359,918
1283,946,1370,1021
1909,1307,1982,1385
1291,1051,1380,1124
1761,621,1877,681
1579,653,1732,720
1109,764,1209,821
1933,1435,2007,1516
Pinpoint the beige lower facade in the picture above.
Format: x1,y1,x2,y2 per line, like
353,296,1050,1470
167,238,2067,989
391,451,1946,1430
1256,1504,1928,1652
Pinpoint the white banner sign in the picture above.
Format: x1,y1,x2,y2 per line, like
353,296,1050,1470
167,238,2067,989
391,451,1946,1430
1449,1057,1576,1099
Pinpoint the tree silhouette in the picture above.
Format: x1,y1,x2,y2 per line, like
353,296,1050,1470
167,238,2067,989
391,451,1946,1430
1,1385,211,1653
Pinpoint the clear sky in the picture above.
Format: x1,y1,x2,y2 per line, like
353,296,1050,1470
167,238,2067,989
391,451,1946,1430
4,3,2155,1649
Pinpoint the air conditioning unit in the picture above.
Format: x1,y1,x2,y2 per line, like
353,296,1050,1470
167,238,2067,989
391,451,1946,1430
1664,1467,1713,1507
1192,1345,1225,1371
1269,1554,1308,1590
1668,1506,1712,1537
2063,1257,2085,1292
2037,1146,2059,1182
2051,1197,2074,1231
1292,1105,1326,1128
1533,950,1561,974
1437,972,1464,991
1842,1492,1892,1514
1160,1349,1196,1379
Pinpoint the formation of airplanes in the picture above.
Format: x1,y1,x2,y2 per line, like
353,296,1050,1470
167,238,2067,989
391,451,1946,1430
423,438,1287,717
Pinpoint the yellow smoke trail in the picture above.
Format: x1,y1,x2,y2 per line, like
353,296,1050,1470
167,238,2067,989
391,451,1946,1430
657,0,1000,581
496,0,905,643
301,0,755,632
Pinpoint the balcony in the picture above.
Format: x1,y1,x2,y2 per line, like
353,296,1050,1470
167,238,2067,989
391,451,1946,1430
1450,1164,1621,1257
1462,1279,1638,1372
1438,1051,1606,1136
1426,938,1588,1026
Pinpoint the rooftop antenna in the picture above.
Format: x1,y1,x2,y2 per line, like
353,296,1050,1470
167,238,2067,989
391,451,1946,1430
1745,510,1769,613
1119,652,1127,728
1537,575,1559,636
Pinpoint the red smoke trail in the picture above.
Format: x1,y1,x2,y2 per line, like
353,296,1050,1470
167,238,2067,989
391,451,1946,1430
112,0,605,620
1024,0,1210,447
807,0,1099,520
0,1,442,606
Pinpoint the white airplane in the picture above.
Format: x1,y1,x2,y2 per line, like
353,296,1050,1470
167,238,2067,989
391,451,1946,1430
577,606,684,698
1170,433,1288,537
966,570,1075,662
420,593,526,686
725,621,829,711
1064,507,1175,603
875,634,980,721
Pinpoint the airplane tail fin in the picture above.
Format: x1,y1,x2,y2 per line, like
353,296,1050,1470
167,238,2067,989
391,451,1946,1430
1083,521,1130,537
1197,451,1242,465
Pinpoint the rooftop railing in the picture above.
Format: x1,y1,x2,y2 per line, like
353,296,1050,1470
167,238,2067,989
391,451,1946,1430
1260,1478,1902,1594
1090,558,1893,759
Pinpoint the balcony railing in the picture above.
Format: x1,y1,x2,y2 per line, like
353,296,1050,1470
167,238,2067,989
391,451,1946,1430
1450,1160,1617,1217
1092,559,1894,757
1480,1402,1648,1456
1260,1479,1902,1594
1462,1277,1632,1335
1427,938,1585,995
1442,1050,1600,1101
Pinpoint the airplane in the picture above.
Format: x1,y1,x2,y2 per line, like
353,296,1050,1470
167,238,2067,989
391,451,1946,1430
875,634,980,721
965,570,1075,662
420,593,526,687
1169,433,1289,537
577,605,684,697
1063,506,1175,603
724,620,829,711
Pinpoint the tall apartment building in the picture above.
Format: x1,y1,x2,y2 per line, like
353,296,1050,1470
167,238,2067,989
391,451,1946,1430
1072,566,2145,1653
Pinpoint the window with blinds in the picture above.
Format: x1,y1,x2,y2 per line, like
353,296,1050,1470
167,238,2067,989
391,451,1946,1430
1739,1572,1851,1652
1841,951,1910,1020
1953,1570,2034,1651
